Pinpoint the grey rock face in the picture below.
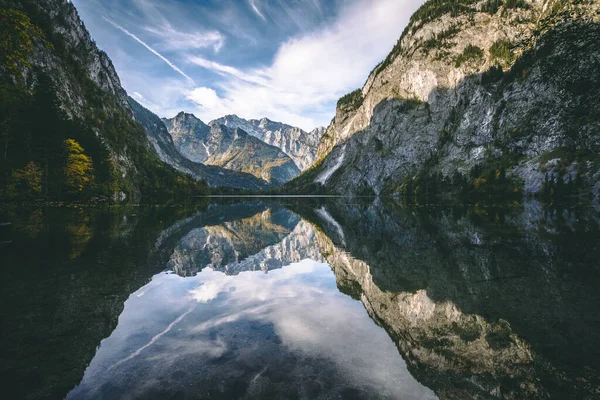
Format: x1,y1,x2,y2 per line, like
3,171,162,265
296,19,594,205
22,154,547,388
27,0,130,115
164,113,300,186
130,99,202,179
211,115,326,171
163,112,212,163
306,0,600,197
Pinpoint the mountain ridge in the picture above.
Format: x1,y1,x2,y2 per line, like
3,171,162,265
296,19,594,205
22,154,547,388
210,114,326,171
163,112,301,187
128,98,272,190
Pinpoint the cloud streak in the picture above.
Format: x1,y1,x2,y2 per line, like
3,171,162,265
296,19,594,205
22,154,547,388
79,0,424,130
249,0,266,21
187,56,269,86
103,17,195,85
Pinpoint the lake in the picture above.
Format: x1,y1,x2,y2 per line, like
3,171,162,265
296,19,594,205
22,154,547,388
1,198,599,399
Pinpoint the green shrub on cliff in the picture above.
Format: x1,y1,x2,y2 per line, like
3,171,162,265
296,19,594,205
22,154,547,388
482,0,504,14
489,40,514,63
505,0,529,10
455,45,484,67
337,89,364,111
0,9,46,76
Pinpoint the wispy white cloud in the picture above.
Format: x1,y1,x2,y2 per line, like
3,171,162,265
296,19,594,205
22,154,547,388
85,0,423,130
103,17,196,85
183,0,423,130
144,23,225,52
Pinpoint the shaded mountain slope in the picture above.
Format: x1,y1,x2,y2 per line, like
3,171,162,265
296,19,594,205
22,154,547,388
289,0,600,200
0,0,208,202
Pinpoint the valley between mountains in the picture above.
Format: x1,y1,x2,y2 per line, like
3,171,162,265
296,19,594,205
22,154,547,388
2,2,600,399
1,0,599,203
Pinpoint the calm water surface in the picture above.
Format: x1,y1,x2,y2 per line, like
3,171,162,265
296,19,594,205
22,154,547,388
1,198,599,399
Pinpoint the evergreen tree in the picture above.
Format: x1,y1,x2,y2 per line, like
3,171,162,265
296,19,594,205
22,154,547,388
12,161,42,197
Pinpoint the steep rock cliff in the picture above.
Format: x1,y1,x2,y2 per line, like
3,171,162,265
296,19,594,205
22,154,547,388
292,0,600,199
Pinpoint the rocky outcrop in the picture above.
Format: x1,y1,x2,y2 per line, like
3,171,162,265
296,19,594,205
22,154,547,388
11,0,130,116
129,99,270,190
163,112,212,162
164,113,300,186
294,0,600,199
211,115,326,171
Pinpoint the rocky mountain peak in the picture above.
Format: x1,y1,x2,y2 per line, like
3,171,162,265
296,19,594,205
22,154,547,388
222,114,242,120
163,114,300,186
171,111,204,124
162,112,209,142
209,115,326,171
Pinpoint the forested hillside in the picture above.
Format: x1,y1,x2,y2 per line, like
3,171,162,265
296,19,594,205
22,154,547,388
0,0,209,202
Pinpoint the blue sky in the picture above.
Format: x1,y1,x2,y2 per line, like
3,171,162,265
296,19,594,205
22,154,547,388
73,0,423,130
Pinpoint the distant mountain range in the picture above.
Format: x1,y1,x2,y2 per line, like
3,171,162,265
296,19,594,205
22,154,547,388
163,113,301,187
131,96,325,189
129,99,270,190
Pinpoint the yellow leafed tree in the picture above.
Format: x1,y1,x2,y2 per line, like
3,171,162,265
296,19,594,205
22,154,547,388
64,139,94,193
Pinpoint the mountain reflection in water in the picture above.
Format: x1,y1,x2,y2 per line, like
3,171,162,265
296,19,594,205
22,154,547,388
1,199,599,399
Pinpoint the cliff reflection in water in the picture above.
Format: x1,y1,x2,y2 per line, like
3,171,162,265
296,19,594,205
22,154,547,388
166,203,323,277
1,199,599,399
67,201,434,400
293,199,600,400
